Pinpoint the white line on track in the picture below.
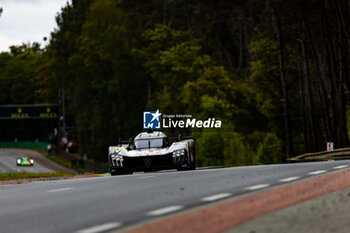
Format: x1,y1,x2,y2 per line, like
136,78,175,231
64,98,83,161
244,184,269,191
146,205,183,216
333,165,349,169
308,170,327,175
47,187,73,193
138,176,155,179
201,193,231,202
76,222,122,233
279,176,300,182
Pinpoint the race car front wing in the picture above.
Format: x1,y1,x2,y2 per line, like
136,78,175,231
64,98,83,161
110,151,188,170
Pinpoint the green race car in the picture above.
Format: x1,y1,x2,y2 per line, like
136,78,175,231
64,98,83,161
16,157,34,166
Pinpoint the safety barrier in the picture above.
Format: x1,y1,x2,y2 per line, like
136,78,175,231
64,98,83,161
0,141,50,150
289,147,350,162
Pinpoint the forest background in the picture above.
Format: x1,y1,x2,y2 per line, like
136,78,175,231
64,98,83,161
0,0,349,166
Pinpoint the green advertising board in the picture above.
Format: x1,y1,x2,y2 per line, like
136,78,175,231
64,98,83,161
0,105,60,119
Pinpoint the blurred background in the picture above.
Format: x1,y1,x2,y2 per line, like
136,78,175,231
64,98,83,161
0,0,349,167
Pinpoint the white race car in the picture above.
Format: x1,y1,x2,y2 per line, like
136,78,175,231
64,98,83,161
108,131,196,175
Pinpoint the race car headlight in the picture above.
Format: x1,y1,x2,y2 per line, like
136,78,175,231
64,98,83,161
111,154,123,161
173,149,185,157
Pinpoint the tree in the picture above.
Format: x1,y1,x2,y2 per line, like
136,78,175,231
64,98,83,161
0,44,57,141
42,0,350,164
270,8,294,158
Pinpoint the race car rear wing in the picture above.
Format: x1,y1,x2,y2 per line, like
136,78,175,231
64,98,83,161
119,140,130,144
118,134,194,145
169,135,194,142
118,138,133,146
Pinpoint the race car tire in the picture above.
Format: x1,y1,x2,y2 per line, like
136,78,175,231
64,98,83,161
177,141,196,171
110,168,131,176
110,168,122,176
188,141,196,170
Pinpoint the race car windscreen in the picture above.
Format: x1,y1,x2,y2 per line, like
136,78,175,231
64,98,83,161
135,139,163,149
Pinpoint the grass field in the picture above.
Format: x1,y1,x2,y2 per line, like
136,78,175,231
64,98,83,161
0,172,72,181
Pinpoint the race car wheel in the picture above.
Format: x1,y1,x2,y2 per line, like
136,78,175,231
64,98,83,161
177,153,189,171
110,168,121,176
188,141,196,170
177,142,196,171
110,168,130,176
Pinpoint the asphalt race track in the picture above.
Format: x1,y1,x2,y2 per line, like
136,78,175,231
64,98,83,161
1,160,350,233
0,150,54,173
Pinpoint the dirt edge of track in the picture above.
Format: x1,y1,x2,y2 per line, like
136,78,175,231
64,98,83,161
0,174,99,185
120,169,350,233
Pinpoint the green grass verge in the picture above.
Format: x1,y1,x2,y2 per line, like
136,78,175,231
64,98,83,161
21,148,93,174
31,148,73,169
48,153,73,168
0,172,72,181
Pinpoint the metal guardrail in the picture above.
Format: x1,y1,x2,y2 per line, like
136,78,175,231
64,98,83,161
289,147,350,162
